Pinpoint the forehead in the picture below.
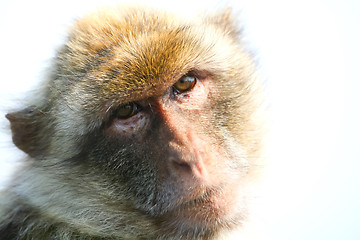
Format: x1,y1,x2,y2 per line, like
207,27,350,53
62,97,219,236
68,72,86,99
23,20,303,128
64,8,211,103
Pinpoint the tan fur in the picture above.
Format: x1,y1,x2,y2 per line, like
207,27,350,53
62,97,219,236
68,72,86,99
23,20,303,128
0,5,265,240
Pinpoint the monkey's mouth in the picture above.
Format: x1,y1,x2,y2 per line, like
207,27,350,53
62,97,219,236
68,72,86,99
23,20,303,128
180,186,219,209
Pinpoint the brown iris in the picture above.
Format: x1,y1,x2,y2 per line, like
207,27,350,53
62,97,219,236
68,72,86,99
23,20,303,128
173,75,197,94
115,102,138,119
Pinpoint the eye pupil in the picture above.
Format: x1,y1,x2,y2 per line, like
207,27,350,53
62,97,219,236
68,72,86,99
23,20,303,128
116,103,136,119
173,75,196,93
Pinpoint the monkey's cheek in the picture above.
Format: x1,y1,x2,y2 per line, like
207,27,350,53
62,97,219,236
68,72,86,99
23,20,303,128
107,113,149,137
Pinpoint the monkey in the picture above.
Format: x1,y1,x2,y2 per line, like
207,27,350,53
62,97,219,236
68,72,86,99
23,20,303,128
0,5,265,240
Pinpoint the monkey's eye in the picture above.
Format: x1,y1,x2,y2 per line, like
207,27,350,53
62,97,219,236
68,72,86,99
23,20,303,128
173,75,197,94
115,102,139,119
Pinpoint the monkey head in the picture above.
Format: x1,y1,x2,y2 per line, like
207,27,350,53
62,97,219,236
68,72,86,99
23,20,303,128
6,6,265,239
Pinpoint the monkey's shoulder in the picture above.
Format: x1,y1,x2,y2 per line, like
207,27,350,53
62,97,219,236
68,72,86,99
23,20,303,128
0,197,41,239
0,193,104,240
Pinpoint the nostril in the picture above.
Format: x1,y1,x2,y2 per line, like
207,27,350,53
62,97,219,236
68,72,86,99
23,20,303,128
172,159,192,173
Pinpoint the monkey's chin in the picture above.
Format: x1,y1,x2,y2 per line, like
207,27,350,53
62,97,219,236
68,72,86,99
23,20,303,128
160,186,245,234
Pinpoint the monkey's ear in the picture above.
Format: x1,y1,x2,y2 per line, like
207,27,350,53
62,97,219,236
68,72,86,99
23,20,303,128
207,8,241,38
6,107,46,157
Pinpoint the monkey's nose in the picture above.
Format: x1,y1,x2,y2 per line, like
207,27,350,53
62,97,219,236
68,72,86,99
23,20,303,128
169,154,211,185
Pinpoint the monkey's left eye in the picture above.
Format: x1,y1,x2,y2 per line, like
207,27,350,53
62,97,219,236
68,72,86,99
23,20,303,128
173,75,197,94
115,102,139,119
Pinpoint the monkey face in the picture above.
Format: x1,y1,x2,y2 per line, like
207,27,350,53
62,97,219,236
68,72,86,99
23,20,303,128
6,7,264,238
88,69,250,227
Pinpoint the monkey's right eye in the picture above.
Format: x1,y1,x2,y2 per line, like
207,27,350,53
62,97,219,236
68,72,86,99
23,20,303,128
115,103,139,119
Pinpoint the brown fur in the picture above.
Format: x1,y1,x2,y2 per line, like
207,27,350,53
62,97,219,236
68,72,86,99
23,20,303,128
0,6,265,240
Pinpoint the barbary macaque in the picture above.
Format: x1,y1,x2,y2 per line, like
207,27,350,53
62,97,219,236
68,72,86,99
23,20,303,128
0,5,265,240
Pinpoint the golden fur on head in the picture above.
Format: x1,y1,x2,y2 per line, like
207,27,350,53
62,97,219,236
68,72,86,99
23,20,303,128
58,6,247,103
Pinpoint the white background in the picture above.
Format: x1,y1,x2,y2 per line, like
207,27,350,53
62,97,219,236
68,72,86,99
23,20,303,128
0,0,359,239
